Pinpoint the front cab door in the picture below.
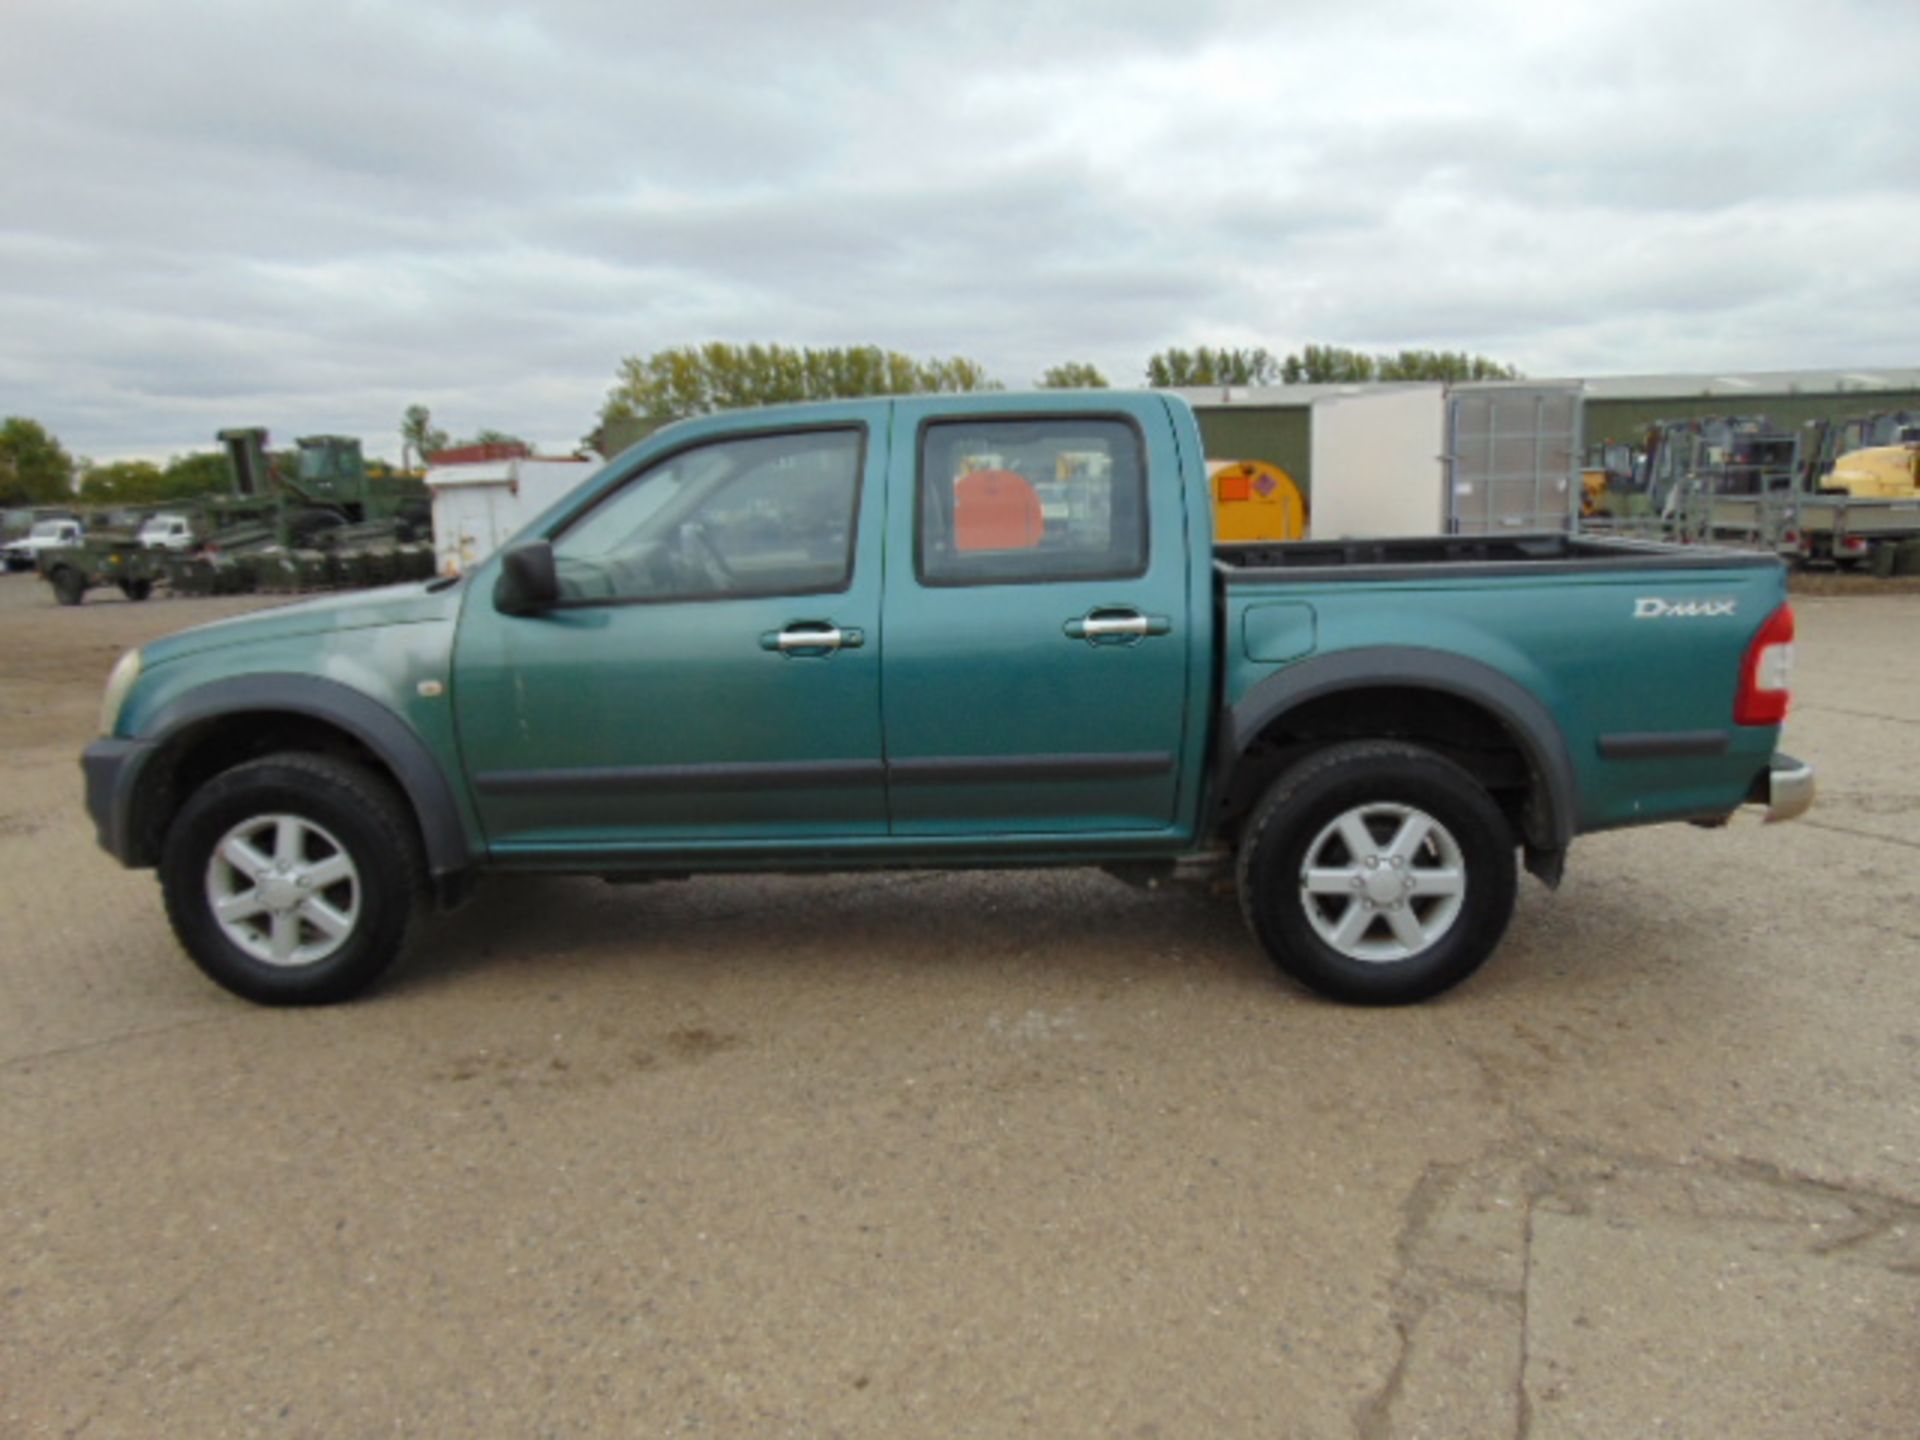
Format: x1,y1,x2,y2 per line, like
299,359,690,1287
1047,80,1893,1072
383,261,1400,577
452,407,889,855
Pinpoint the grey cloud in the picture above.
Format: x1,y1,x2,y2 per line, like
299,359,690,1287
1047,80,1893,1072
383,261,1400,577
2,0,1916,460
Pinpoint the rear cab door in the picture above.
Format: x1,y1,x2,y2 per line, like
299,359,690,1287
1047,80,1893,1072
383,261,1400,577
879,393,1207,839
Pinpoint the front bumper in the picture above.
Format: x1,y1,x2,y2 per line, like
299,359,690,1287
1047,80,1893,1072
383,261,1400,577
1761,752,1815,824
82,737,157,866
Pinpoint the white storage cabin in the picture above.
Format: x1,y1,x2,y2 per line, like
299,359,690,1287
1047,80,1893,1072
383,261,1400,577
425,457,598,575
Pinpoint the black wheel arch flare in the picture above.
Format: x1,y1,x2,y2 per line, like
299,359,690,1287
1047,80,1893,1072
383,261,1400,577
1219,646,1579,865
124,674,477,882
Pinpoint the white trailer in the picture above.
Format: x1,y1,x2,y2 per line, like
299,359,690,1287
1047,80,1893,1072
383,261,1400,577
425,458,598,575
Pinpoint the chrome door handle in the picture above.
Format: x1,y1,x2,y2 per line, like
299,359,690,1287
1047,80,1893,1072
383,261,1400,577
761,624,864,654
781,627,844,652
1063,609,1172,643
1079,616,1149,638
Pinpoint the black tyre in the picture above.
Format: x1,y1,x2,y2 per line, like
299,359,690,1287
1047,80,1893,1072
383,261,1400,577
50,566,86,605
159,753,422,1005
119,577,153,602
1236,741,1517,1005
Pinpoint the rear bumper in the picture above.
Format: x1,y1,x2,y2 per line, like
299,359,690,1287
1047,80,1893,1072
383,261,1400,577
1760,753,1815,824
82,737,156,866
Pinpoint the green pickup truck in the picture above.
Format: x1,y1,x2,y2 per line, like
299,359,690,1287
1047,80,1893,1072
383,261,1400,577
82,391,1812,1007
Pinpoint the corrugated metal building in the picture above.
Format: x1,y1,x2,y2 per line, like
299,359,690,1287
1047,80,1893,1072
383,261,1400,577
1170,384,1323,496
1571,367,1920,446
1181,366,1920,498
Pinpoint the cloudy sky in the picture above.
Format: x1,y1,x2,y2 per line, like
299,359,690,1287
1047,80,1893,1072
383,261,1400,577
4,0,1916,463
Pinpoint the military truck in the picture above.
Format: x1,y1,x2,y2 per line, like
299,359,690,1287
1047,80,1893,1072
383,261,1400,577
37,430,435,603
187,429,433,595
40,537,169,604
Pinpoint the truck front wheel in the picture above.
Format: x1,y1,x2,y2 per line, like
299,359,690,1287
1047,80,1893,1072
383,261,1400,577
1236,741,1517,1005
159,754,422,1005
118,577,153,602
50,566,86,605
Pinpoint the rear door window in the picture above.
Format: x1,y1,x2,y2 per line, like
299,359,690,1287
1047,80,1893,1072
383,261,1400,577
916,418,1147,586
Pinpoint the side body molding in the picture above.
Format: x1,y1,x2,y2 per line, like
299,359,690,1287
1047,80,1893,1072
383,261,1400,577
1224,646,1579,852
136,674,478,880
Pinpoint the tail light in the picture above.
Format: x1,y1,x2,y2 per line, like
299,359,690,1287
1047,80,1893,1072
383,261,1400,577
1735,604,1794,726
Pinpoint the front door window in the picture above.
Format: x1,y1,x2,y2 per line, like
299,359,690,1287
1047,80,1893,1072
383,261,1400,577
553,428,863,604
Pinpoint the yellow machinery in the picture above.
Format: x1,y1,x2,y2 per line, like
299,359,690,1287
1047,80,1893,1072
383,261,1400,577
1822,441,1920,500
1581,468,1608,517
1208,459,1308,542
1579,441,1641,520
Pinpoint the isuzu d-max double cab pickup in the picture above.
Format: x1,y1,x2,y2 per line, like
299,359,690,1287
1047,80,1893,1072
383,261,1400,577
82,391,1812,1007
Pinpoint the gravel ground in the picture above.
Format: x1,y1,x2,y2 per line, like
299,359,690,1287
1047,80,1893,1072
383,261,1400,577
2,572,1916,1438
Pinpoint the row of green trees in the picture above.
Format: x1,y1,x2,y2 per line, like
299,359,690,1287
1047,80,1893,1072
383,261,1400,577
1142,344,1521,387
595,341,1522,431
1,417,285,508
599,343,998,430
4,337,1521,505
0,418,76,507
1,418,432,509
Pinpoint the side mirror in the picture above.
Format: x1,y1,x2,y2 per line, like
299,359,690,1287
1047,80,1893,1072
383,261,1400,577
494,540,560,615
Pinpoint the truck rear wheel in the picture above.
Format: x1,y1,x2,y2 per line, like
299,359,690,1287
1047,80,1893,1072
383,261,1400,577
1236,741,1517,1005
159,753,422,1005
50,566,86,605
118,578,153,602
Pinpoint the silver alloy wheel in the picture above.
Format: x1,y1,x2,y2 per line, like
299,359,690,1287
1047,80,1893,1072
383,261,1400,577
204,813,361,968
1298,802,1467,963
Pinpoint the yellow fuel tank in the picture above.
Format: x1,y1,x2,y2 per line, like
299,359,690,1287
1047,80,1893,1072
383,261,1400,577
1208,460,1308,542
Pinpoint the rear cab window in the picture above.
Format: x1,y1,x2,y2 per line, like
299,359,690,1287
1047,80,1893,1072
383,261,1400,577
916,417,1148,586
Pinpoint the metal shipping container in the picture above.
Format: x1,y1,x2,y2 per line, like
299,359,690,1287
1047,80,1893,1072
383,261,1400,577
1446,384,1583,535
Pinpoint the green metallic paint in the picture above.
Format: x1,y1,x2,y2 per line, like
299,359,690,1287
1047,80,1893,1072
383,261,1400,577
450,402,893,847
115,614,484,861
879,393,1202,836
1221,564,1787,832
97,392,1791,884
122,613,462,752
1241,602,1318,663
137,581,463,672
